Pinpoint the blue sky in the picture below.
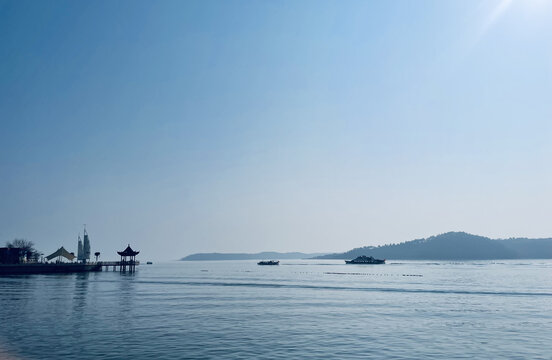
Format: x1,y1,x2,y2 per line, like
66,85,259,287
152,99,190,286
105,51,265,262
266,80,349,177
1,0,551,260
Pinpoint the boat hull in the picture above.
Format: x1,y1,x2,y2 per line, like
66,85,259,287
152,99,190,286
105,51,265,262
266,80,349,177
257,261,279,265
345,260,385,264
0,263,102,275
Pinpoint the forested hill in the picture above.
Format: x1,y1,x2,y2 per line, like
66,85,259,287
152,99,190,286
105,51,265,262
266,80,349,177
314,232,552,260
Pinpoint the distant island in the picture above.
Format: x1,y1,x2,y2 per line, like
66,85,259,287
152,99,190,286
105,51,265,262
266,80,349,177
314,232,552,260
180,252,327,261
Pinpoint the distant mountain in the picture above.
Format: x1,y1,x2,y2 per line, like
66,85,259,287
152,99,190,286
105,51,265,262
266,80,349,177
314,232,552,260
181,252,327,261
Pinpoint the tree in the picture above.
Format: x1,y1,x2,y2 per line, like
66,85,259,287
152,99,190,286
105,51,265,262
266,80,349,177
6,239,38,262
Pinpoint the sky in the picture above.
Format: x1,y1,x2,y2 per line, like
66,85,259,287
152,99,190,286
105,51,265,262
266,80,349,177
1,0,552,261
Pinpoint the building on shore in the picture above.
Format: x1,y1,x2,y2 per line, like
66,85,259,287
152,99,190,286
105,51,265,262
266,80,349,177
0,248,23,264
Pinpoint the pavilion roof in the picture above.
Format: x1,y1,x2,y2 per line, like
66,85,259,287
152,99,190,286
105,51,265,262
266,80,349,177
117,245,139,257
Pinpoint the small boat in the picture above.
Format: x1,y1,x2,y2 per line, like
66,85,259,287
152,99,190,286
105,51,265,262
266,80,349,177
345,255,385,264
257,260,279,266
146,262,153,265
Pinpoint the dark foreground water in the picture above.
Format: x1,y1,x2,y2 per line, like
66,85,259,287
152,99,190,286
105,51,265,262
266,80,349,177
1,260,551,359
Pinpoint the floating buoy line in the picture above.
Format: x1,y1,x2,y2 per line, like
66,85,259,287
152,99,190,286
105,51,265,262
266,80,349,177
324,272,423,277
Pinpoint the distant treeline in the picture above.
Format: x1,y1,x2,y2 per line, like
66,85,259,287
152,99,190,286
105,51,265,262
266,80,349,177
314,232,552,260
181,252,327,261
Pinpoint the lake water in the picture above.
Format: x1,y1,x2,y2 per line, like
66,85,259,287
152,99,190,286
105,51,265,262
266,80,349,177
1,260,551,359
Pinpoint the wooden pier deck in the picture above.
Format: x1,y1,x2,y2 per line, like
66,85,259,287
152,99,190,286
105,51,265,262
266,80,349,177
0,261,140,275
98,261,140,271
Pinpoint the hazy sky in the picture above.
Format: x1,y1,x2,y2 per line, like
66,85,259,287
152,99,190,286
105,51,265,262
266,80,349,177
1,0,552,261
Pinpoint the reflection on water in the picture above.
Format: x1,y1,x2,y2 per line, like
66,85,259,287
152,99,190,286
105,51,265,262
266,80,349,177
117,272,137,329
72,272,90,338
1,260,552,359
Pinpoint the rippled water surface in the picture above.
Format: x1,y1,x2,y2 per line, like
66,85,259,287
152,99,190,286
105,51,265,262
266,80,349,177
1,260,551,359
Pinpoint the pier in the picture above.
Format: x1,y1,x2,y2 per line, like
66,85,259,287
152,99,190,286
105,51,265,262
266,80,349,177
98,260,140,272
86,244,141,272
0,261,142,275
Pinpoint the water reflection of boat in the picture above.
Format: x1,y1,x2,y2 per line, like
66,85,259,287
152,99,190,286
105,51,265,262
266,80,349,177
257,260,279,265
345,256,385,264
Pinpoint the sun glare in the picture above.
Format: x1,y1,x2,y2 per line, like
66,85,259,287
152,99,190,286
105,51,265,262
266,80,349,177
475,0,551,45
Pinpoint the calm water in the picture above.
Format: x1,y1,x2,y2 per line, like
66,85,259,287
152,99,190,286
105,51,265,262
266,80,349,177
1,260,551,359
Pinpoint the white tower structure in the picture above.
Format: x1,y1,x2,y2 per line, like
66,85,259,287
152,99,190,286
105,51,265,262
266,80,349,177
77,235,84,262
83,226,91,263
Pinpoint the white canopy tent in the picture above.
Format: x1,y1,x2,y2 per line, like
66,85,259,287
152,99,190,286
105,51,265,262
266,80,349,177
46,247,76,262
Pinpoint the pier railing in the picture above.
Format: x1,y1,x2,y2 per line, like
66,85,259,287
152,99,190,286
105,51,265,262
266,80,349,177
96,260,140,272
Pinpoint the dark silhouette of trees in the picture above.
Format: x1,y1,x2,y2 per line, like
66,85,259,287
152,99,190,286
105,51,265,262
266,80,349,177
5,239,38,262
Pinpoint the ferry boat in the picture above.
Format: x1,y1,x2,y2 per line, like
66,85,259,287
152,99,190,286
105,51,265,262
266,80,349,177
257,260,279,265
345,255,385,264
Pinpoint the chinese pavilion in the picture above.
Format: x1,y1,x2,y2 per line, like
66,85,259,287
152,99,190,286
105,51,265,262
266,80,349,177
117,245,139,272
